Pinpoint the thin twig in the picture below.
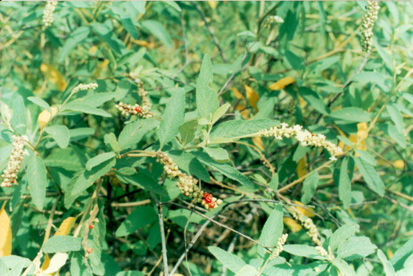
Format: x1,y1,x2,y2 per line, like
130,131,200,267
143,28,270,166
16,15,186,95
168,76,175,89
111,199,151,208
157,201,169,276
194,3,227,62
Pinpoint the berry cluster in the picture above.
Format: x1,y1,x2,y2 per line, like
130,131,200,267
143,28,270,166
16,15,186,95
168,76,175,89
156,152,222,209
116,80,153,118
1,135,26,187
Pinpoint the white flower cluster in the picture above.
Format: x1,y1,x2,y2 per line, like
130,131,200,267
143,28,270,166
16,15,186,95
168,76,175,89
136,79,153,118
270,233,288,259
72,82,98,94
42,0,58,27
1,135,26,187
258,123,343,160
361,0,379,53
290,207,334,261
156,152,222,209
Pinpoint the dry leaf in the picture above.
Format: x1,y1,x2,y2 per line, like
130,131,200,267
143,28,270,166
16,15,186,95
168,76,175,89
244,84,259,111
0,203,12,256
37,106,58,129
208,0,218,9
393,160,405,169
292,200,315,218
296,157,308,178
283,217,302,233
40,64,67,92
268,76,296,90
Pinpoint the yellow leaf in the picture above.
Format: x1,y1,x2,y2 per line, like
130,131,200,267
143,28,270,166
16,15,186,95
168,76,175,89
252,137,264,151
393,160,405,169
296,157,307,178
244,84,259,111
93,59,109,77
0,203,12,256
55,217,76,236
37,106,58,129
208,0,218,9
88,46,98,55
133,39,155,49
283,217,302,233
41,254,51,271
268,76,296,90
387,249,393,259
299,97,307,109
292,201,315,218
232,87,246,102
40,64,67,92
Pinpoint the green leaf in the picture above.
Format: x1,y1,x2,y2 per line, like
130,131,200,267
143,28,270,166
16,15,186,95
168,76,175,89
158,89,185,148
168,151,210,182
69,128,95,142
179,119,198,145
121,18,139,39
104,133,121,153
44,125,70,148
298,87,329,114
339,157,352,208
62,103,111,117
86,152,116,171
194,152,256,192
58,26,90,62
27,153,48,210
0,256,30,276
386,103,404,133
283,244,322,259
64,158,115,208
210,119,279,141
236,265,258,276
117,172,166,196
140,20,173,47
269,173,279,191
386,123,406,148
196,54,219,119
27,96,50,110
211,103,231,125
391,236,413,270
332,258,356,276
204,147,230,162
44,148,83,171
68,92,114,108
43,236,82,253
258,204,283,248
301,171,318,204
377,249,396,276
329,107,371,123
208,246,246,273
330,223,359,252
115,206,156,237
337,236,377,260
118,119,158,150
354,157,384,196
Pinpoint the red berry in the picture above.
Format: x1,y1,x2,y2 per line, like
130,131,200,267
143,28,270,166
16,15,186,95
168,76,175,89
203,192,213,203
208,202,215,209
88,224,94,230
135,106,142,113
87,248,93,254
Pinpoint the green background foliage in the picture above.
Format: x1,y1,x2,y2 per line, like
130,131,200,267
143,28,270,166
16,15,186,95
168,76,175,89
0,1,412,275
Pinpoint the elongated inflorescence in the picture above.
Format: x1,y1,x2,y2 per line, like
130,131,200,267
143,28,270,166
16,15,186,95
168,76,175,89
289,207,334,261
156,151,222,209
1,135,26,187
42,0,58,27
258,123,343,160
270,233,288,259
72,82,98,94
361,0,379,54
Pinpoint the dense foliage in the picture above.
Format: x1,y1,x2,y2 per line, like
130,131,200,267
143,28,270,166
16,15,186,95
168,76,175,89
0,1,412,275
